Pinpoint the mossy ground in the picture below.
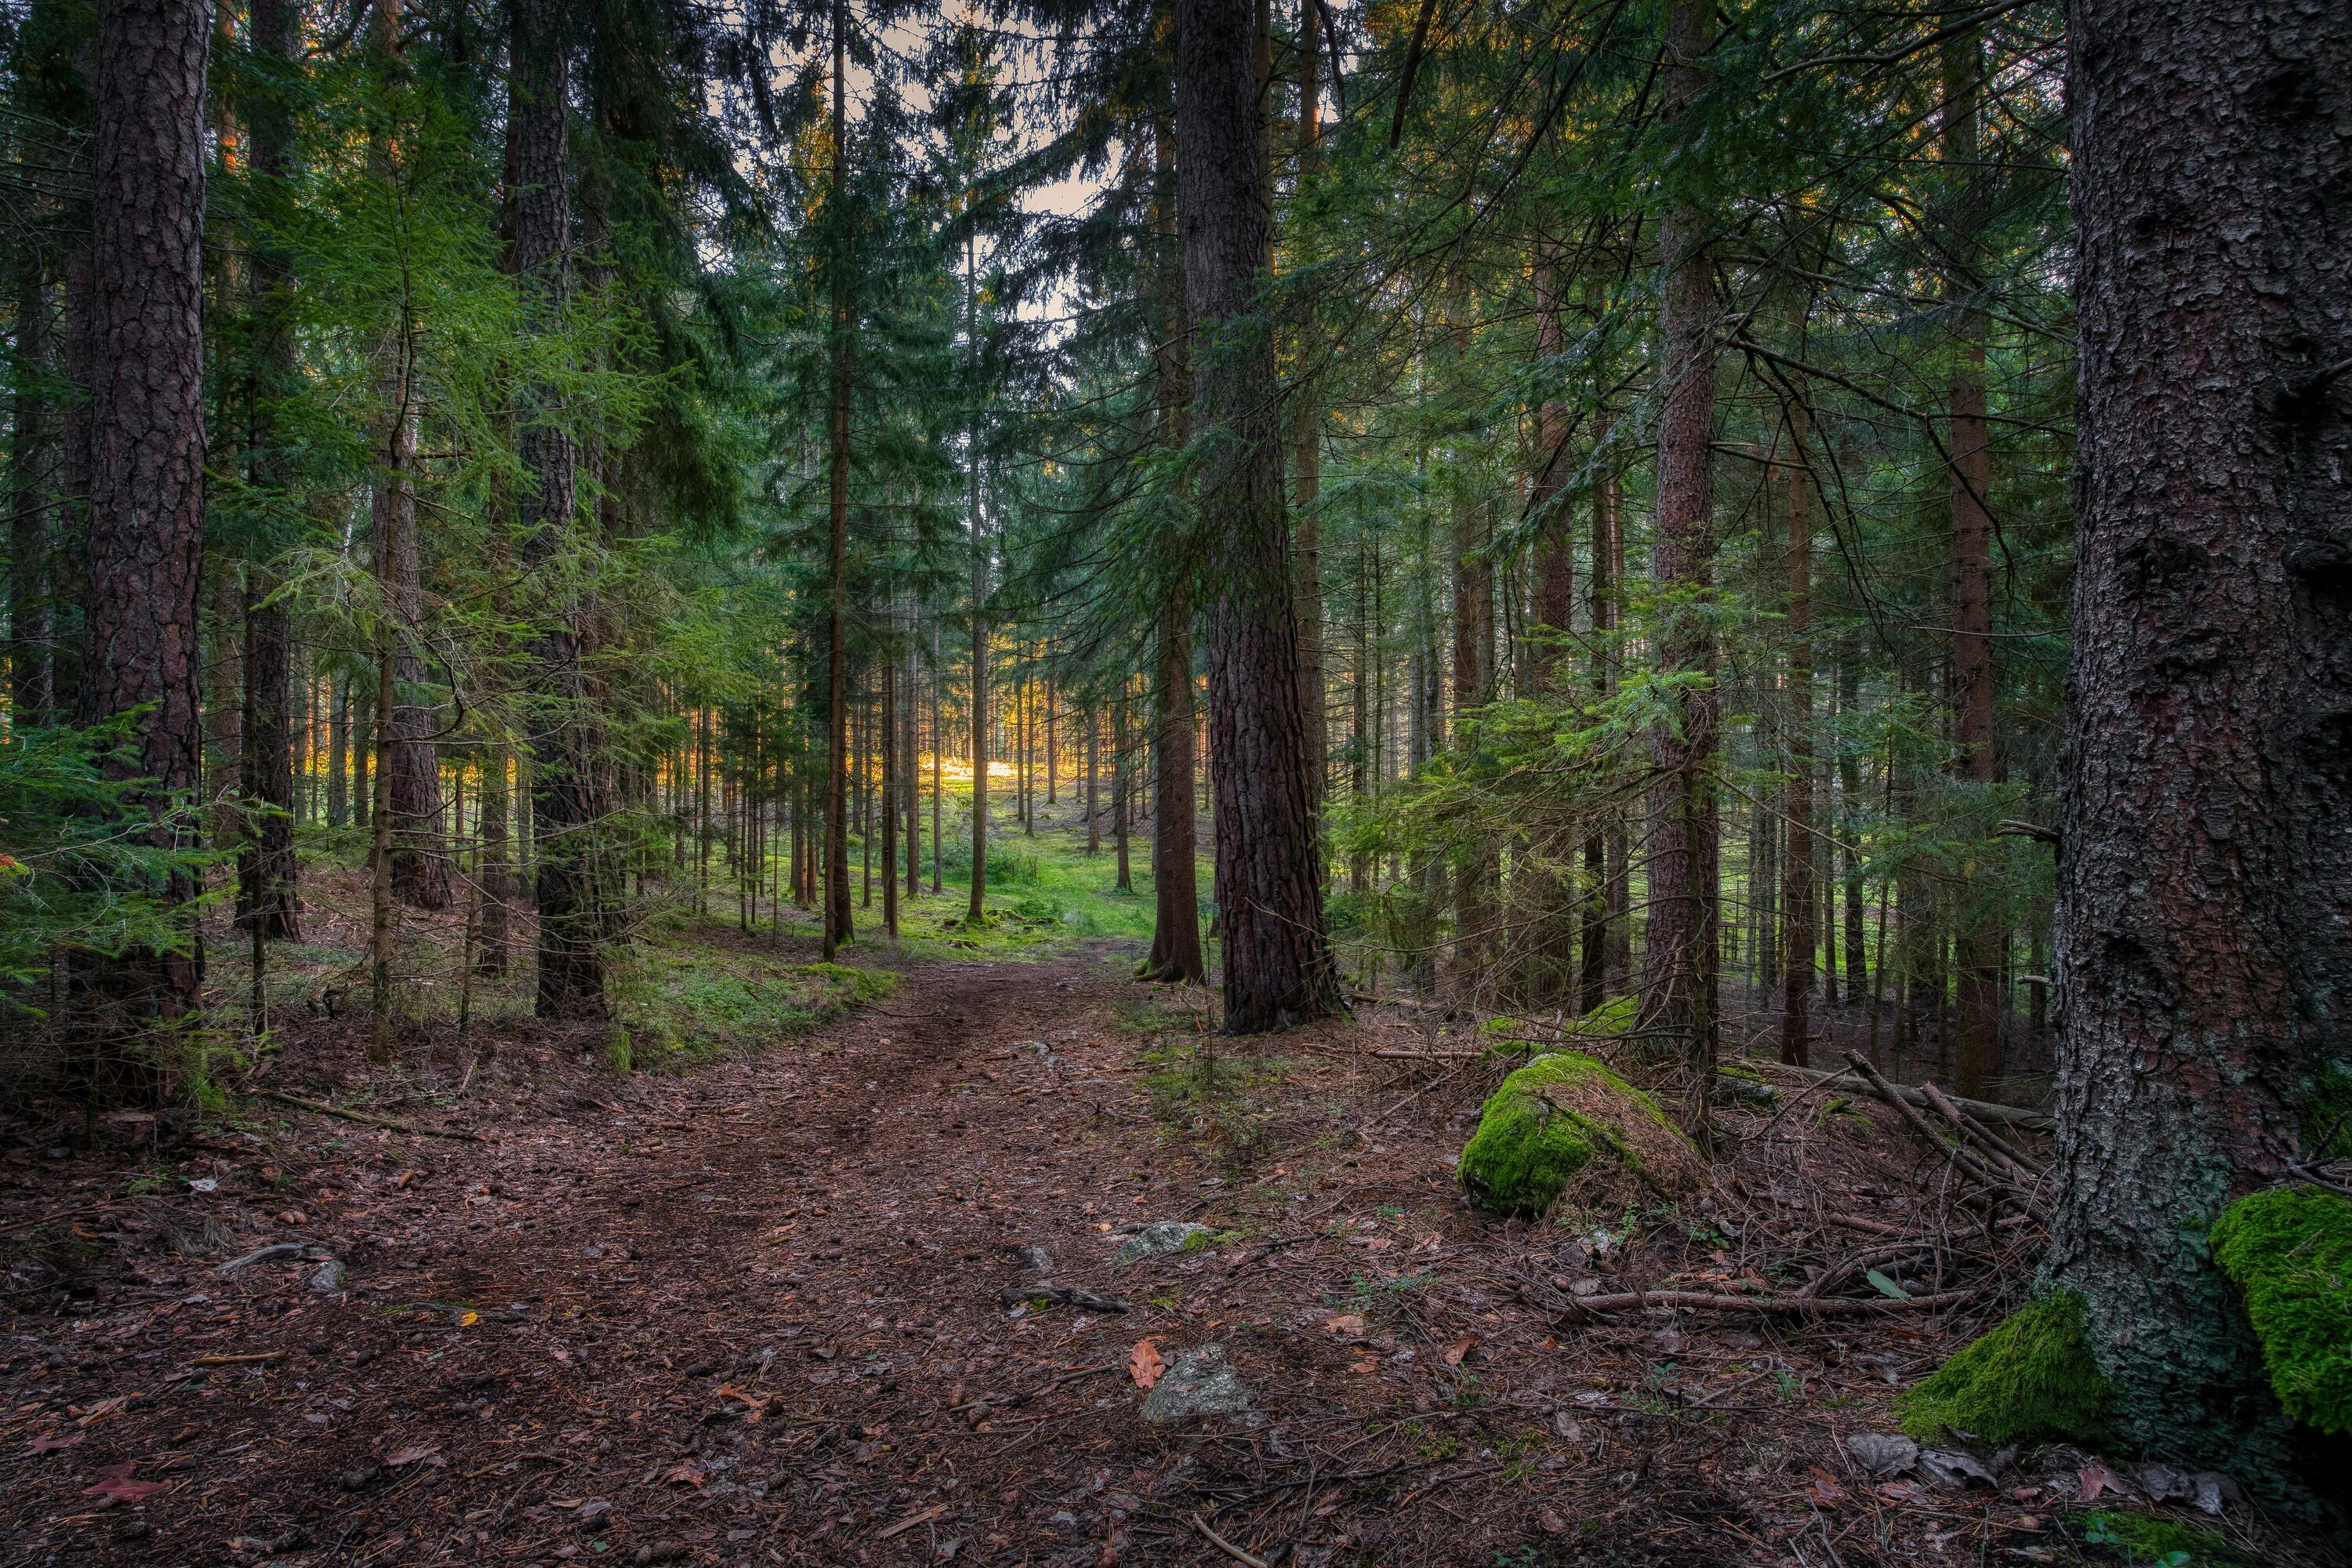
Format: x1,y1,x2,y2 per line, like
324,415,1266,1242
1895,1290,2110,1444
1457,1052,1700,1216
2076,1509,2245,1567
2209,1185,2352,1436
2305,1060,2352,1160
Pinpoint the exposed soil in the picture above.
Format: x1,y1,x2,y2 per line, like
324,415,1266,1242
0,938,2324,1566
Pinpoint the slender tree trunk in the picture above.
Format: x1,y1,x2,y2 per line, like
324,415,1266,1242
1637,0,1721,1117
881,653,897,937
820,0,854,956
75,0,212,1018
1942,25,2002,1098
1114,683,1132,893
10,249,56,727
1290,0,1327,829
1085,709,1101,855
1144,599,1204,981
1780,394,1813,1066
1173,0,1340,1032
1445,292,1497,997
2049,0,2352,1472
510,0,604,1020
1528,253,1578,1002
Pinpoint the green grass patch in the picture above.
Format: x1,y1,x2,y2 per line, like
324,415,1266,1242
611,935,896,1067
2077,1510,2244,1567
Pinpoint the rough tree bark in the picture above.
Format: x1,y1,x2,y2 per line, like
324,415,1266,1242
1142,114,1203,985
1289,0,1327,826
1637,0,1721,1102
1173,0,1341,1033
75,0,212,1014
2052,0,2352,1472
1445,290,1497,998
822,0,854,957
509,0,605,1020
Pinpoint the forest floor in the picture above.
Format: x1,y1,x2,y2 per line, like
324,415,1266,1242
0,865,2331,1566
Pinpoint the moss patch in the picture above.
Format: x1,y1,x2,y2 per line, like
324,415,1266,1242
1457,1052,1703,1216
1896,1290,2110,1444
2209,1185,2352,1436
1577,994,1639,1038
2078,1509,2244,1567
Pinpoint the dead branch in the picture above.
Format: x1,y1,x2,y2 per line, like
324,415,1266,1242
249,1089,487,1142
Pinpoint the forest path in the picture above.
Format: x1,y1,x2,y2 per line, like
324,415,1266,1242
12,944,1537,1567
5,941,2003,1568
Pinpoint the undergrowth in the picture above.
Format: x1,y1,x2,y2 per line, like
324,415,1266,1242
1895,1290,2110,1444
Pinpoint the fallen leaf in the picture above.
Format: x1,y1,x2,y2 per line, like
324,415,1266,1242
1440,1335,1478,1367
2078,1461,2118,1503
714,1384,767,1423
29,1433,83,1453
385,1445,444,1469
1322,1314,1365,1335
82,1463,165,1503
1348,1356,1378,1374
1128,1339,1165,1392
1806,1466,1849,1507
1874,1481,1926,1504
456,1311,479,1327
662,1461,706,1487
1864,1269,1911,1301
73,1397,129,1425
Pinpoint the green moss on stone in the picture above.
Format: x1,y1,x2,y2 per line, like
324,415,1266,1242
1457,1052,1687,1216
2209,1185,2352,1436
1577,995,1639,1037
1895,1291,2111,1444
2305,1060,2352,1160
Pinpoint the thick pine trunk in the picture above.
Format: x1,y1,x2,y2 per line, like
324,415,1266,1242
76,0,211,1017
509,0,604,1020
1173,0,1341,1033
822,0,854,956
2051,0,2352,1470
1638,0,1721,1100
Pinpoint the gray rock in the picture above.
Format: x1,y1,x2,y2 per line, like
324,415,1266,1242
310,1260,347,1294
1844,1432,1918,1477
2140,1464,2235,1515
1116,1221,1210,1265
1141,1343,1251,1423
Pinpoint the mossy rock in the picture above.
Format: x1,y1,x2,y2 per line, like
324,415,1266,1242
2209,1185,2352,1436
1456,1051,1706,1217
1896,1290,2110,1445
1577,994,1640,1037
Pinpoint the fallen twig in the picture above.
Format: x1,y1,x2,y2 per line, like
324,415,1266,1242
997,1283,1131,1313
1845,1054,2046,1219
1190,1513,1272,1568
1750,1058,2052,1131
1559,1287,1973,1318
249,1090,486,1142
214,1242,309,1276
874,1503,949,1541
191,1352,285,1367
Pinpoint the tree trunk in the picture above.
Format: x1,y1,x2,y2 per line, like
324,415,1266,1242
11,249,56,727
1637,0,1721,1108
1173,0,1340,1033
1780,394,1813,1067
509,0,604,1020
1290,0,1327,829
1527,255,1577,1002
1113,683,1133,893
2050,0,2352,1472
1144,598,1204,981
1944,24,2002,1098
75,0,212,1018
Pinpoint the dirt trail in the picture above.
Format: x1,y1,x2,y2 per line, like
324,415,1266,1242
5,945,2251,1568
